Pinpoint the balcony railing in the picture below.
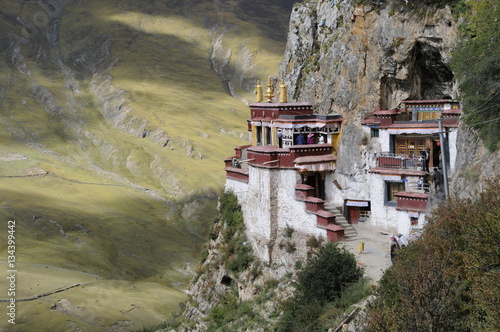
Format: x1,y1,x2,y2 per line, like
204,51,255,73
376,152,424,170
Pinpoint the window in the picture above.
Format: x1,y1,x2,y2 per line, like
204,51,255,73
385,181,405,205
371,128,379,138
265,127,272,145
256,126,262,145
395,136,427,156
359,209,370,222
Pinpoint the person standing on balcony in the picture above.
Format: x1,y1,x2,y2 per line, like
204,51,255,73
420,148,430,172
307,133,315,144
296,132,305,145
417,176,423,190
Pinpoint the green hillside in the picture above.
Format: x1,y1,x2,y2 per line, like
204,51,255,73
0,0,294,330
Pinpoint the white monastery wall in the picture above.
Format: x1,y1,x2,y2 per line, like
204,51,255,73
225,166,328,264
448,129,458,173
379,129,391,152
368,173,416,235
275,169,326,238
245,166,274,262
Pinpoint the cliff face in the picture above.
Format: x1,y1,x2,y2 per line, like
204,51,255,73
281,1,458,115
450,123,500,198
279,0,498,198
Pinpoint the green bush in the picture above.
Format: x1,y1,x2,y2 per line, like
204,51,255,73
219,192,254,273
275,242,366,331
284,224,295,238
220,191,244,227
306,235,324,248
298,243,364,305
365,178,500,331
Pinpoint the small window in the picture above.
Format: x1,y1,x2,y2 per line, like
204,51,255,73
386,181,405,205
256,126,262,145
359,209,370,222
371,128,380,138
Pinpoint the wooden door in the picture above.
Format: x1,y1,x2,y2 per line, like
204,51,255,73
348,207,359,224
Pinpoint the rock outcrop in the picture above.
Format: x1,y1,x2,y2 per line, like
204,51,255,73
280,0,459,198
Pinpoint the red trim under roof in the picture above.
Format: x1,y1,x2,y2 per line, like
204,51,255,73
403,99,459,104
370,168,426,176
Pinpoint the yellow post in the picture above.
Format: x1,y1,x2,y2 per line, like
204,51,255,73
358,240,364,253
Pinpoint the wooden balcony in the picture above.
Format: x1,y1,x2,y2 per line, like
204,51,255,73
376,152,423,171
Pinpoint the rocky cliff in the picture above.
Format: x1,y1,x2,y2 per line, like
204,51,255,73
278,0,498,198
280,0,461,198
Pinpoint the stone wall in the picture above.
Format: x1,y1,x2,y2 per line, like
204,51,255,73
225,166,327,265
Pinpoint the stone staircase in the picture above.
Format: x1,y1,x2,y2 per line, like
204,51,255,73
324,202,358,240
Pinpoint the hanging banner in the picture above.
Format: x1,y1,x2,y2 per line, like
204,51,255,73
387,128,439,135
408,211,420,218
346,200,369,207
381,174,402,181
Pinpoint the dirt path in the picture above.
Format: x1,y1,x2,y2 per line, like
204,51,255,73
342,222,395,284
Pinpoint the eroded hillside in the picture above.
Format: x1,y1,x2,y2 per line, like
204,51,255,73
0,0,293,330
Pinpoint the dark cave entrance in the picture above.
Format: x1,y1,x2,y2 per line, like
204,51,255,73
380,40,454,109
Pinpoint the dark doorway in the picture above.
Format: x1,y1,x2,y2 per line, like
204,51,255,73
303,173,326,200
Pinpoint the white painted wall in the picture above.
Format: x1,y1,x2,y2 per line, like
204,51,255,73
367,173,428,235
448,129,458,173
275,169,326,238
226,166,326,264
379,129,391,152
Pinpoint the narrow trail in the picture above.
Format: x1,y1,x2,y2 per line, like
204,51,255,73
0,171,153,193
0,283,82,302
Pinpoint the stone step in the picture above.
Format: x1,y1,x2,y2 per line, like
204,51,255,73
323,204,359,240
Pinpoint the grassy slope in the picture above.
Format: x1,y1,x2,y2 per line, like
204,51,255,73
0,0,293,330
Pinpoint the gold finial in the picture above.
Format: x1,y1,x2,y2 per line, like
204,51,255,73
255,80,263,102
264,77,275,103
279,80,287,103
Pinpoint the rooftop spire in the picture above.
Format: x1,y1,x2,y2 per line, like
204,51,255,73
255,80,263,102
264,77,275,103
279,80,287,103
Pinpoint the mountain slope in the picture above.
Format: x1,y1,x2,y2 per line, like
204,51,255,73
0,0,294,330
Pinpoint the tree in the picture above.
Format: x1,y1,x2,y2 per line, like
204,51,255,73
365,178,500,331
297,243,364,305
276,243,364,332
451,0,500,151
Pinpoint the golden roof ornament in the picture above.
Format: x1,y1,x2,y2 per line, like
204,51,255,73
279,80,287,103
264,77,275,103
255,80,263,102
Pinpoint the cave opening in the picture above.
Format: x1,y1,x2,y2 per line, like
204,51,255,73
380,40,455,110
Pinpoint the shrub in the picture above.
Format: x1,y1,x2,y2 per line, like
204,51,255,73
275,242,365,331
298,243,364,305
451,0,500,151
219,191,243,227
284,224,294,238
365,178,500,331
306,235,324,248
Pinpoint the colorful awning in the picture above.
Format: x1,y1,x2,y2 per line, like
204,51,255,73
294,155,336,172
